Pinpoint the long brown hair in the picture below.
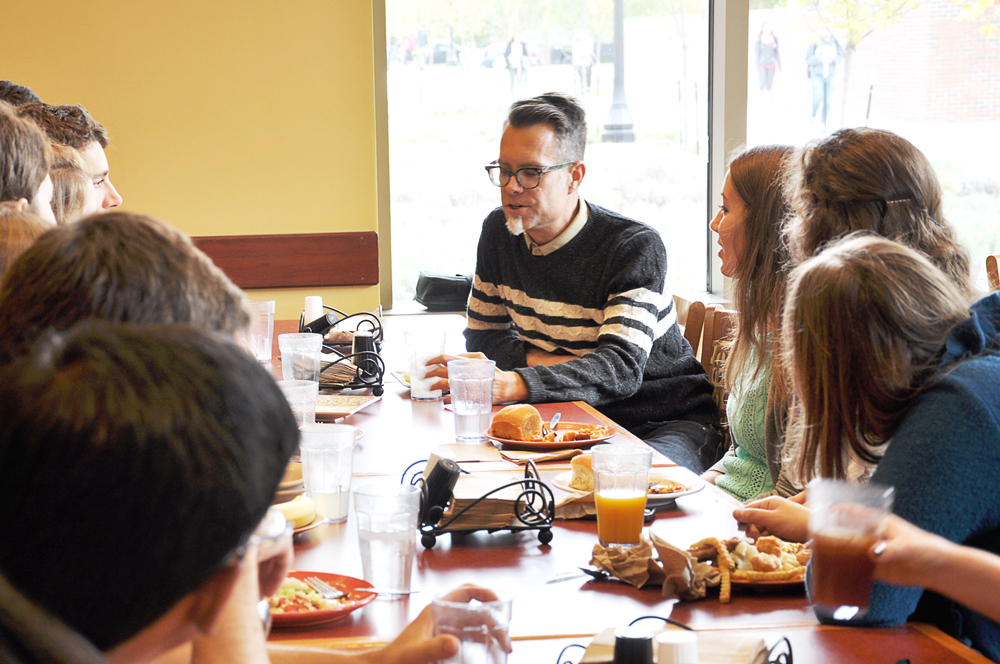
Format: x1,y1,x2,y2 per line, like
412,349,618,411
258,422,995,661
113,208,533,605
724,145,794,393
0,207,48,281
783,127,973,297
781,234,972,482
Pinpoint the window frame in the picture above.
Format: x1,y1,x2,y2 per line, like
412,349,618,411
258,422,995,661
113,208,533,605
374,0,749,307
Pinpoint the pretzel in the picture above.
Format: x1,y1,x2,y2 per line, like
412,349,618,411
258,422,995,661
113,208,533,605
731,567,806,583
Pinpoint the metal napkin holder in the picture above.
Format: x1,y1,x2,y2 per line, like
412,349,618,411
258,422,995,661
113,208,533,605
404,460,555,549
299,307,386,396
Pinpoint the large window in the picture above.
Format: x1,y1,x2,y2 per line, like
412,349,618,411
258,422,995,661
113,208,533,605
385,1,712,307
745,0,1000,288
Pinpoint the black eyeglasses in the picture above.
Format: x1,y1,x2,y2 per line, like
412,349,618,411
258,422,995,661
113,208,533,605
485,160,574,189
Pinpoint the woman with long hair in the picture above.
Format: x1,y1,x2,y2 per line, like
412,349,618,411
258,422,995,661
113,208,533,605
735,235,1000,659
703,145,799,500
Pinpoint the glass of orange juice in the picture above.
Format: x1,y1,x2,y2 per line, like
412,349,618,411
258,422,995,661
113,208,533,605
593,445,653,548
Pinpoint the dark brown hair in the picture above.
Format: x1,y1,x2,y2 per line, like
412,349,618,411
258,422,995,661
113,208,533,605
724,145,794,392
783,127,972,297
781,234,972,481
0,80,42,106
0,212,249,362
506,92,587,162
16,102,109,149
0,102,52,205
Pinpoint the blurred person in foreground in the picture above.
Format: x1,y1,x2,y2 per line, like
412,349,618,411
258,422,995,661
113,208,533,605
16,102,122,212
733,235,1000,660
0,211,488,664
430,92,721,473
0,102,56,225
0,323,476,664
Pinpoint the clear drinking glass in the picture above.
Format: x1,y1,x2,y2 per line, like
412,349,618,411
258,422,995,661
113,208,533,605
448,359,496,440
300,424,356,522
353,483,421,594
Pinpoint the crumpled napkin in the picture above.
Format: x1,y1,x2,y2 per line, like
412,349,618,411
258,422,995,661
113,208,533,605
497,448,584,464
590,532,720,599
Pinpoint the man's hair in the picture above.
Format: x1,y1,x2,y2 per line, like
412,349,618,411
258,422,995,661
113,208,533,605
0,212,250,362
0,80,42,106
781,234,971,482
0,102,52,205
0,207,49,280
783,127,972,297
506,92,587,162
16,102,109,149
723,144,794,396
0,322,299,649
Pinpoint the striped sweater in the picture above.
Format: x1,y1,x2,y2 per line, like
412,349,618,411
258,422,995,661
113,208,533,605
465,203,718,432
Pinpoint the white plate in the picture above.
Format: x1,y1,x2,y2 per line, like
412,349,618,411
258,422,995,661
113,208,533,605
551,468,704,506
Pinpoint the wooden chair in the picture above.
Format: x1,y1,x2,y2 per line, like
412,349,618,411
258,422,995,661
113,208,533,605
988,254,999,292
700,306,737,374
673,295,707,354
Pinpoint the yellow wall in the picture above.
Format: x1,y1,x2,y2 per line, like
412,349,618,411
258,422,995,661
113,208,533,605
3,0,382,318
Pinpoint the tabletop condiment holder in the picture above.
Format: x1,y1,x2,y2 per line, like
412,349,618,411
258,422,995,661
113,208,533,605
403,459,555,549
299,306,385,396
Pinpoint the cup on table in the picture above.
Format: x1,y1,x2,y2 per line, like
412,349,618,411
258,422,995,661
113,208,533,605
299,424,356,522
447,359,496,440
277,380,319,429
432,590,512,664
352,482,421,594
593,445,652,548
404,331,446,400
245,299,275,362
808,478,895,620
279,332,323,382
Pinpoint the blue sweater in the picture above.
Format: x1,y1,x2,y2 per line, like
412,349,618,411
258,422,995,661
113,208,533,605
818,293,1000,661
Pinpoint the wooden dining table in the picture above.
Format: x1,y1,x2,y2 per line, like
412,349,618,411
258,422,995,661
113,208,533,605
265,315,992,663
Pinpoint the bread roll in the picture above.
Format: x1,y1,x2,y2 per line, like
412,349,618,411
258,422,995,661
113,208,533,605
569,453,594,491
489,404,543,441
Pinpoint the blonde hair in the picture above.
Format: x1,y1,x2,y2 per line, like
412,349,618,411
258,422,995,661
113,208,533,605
0,207,49,281
49,144,92,224
781,234,972,482
783,128,973,297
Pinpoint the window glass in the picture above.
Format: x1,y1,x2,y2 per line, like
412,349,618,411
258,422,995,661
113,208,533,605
746,0,1000,288
386,1,711,307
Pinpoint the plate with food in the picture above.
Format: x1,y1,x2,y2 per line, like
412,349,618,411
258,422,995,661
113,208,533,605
268,571,376,627
274,495,327,534
682,535,809,601
485,405,614,450
552,457,704,506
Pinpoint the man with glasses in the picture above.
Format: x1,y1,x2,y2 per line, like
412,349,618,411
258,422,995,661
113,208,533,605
463,92,722,473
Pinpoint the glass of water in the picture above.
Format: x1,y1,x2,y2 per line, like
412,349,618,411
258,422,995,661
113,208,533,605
352,482,421,595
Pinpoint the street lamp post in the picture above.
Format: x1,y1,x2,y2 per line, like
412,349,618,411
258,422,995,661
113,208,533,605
603,0,635,142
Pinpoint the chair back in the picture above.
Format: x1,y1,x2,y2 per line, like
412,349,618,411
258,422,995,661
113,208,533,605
988,254,999,292
700,306,736,374
673,295,707,354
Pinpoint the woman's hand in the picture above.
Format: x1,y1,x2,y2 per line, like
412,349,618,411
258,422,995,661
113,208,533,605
870,513,952,587
733,496,811,543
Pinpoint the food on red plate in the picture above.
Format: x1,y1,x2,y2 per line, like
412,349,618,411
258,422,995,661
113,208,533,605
267,577,349,613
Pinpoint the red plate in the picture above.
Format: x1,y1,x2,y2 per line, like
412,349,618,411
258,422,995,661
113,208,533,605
486,421,615,451
270,571,376,627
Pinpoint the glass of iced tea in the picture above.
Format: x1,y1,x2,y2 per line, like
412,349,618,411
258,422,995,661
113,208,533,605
593,445,653,548
808,479,895,620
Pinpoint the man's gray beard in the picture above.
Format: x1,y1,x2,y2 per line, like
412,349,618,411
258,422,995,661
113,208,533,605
505,216,525,236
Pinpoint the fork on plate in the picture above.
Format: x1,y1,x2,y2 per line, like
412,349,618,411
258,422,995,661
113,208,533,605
304,576,419,599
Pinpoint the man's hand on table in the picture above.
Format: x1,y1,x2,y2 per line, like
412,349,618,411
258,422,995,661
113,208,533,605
425,354,529,404
352,585,508,664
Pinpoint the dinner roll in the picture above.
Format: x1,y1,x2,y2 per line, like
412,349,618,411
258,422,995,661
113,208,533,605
489,404,543,441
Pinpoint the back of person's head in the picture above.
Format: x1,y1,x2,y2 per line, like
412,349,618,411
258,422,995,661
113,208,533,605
0,207,49,280
15,102,109,149
0,322,299,650
0,102,52,205
506,92,587,162
781,233,972,481
0,80,42,106
724,144,794,389
783,127,972,296
0,212,249,362
49,144,95,224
